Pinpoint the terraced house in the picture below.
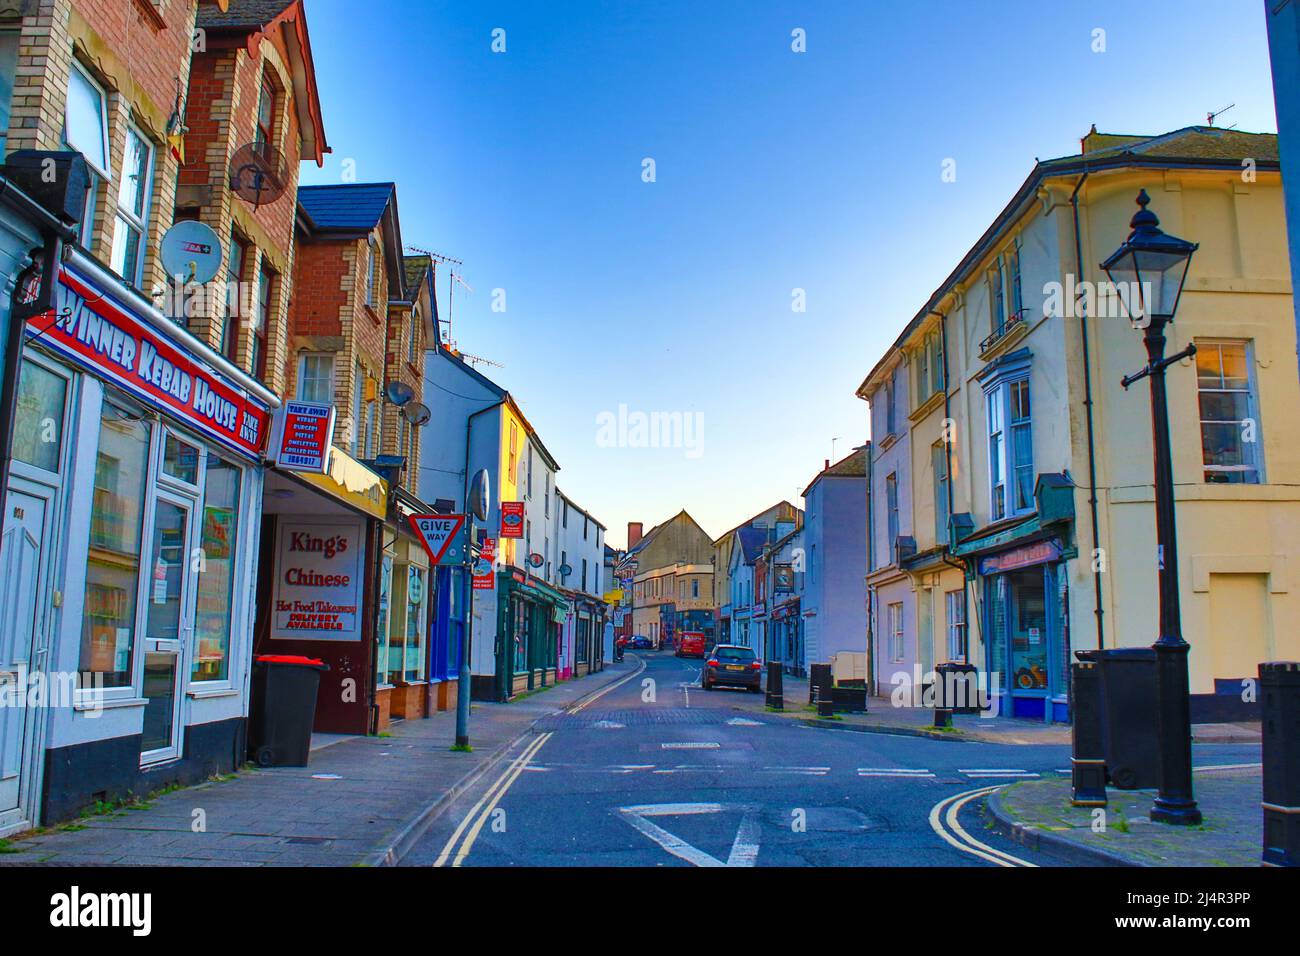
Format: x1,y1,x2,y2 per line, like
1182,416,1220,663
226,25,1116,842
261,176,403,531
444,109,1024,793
858,125,1299,722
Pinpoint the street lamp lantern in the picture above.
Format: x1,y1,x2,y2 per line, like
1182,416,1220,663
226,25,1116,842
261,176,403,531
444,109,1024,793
1102,190,1202,826
1101,188,1198,324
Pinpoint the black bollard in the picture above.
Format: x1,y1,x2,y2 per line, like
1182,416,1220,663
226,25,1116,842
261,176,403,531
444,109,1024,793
1070,658,1108,807
1261,661,1300,867
765,661,784,710
814,667,835,717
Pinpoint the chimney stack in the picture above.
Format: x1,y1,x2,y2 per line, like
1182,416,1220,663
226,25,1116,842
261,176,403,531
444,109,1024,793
628,522,643,548
824,459,830,471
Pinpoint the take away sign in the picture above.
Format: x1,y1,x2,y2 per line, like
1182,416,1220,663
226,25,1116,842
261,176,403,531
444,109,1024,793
409,514,467,565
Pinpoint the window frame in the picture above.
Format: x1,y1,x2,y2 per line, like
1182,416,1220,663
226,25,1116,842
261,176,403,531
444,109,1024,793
296,352,334,404
65,59,112,180
946,588,967,661
110,121,155,289
889,602,905,663
1195,338,1263,484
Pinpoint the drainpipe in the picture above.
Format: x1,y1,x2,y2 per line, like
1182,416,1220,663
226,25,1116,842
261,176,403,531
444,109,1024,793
936,311,974,662
864,436,876,696
1070,172,1106,651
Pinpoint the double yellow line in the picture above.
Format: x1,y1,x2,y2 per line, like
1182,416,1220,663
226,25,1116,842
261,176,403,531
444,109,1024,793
433,731,553,867
928,785,1037,867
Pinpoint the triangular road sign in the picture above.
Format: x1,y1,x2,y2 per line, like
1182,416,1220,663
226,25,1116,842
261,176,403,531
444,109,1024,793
408,513,467,565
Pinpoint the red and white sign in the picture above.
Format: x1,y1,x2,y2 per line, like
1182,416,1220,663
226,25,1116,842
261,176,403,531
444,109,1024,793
271,518,363,641
500,501,525,538
473,537,496,590
408,513,467,565
29,263,270,460
268,400,335,473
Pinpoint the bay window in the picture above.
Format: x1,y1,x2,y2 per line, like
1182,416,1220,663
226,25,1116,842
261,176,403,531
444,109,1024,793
983,356,1034,521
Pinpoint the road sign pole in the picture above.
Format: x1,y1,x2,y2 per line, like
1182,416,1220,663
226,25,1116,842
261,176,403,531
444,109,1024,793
455,514,475,749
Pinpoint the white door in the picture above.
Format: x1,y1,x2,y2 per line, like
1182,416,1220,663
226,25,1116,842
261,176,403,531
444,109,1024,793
140,493,196,765
0,483,52,833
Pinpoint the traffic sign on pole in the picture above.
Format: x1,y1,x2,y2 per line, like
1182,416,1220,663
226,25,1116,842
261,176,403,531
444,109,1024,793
408,513,468,565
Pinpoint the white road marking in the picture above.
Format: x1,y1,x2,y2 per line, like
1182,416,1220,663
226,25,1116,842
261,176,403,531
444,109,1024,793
928,786,1036,868
591,720,625,729
661,741,720,750
1194,762,1262,772
962,771,1040,779
726,717,764,726
568,656,647,713
617,803,761,868
760,766,830,775
858,767,932,774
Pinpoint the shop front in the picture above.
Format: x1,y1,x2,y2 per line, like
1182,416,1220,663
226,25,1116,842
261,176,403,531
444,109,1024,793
255,449,386,735
772,599,803,675
3,249,275,827
977,538,1071,722
492,569,566,701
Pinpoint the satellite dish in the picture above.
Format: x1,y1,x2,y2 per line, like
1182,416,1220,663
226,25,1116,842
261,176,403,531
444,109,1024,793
385,381,415,406
468,468,490,522
160,220,223,284
229,141,288,206
402,401,431,426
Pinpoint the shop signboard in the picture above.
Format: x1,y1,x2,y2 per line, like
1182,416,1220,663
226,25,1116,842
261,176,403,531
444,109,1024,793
977,538,1062,576
271,518,364,641
30,262,271,460
268,400,335,473
409,513,468,565
774,563,795,593
473,537,497,590
500,501,525,538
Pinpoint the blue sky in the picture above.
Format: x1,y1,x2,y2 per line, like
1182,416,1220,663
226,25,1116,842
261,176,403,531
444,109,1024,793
301,0,1279,547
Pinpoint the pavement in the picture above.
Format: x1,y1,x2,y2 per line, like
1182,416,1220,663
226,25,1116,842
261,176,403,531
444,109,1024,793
401,651,1263,867
985,764,1264,867
762,673,1260,747
0,659,641,867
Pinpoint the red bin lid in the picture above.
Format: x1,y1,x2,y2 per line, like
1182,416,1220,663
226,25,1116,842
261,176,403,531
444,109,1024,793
256,654,325,666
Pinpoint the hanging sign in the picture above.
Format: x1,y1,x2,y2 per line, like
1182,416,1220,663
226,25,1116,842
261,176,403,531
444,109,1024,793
29,262,270,460
473,537,497,590
267,400,335,473
271,519,363,641
500,501,524,538
409,513,468,565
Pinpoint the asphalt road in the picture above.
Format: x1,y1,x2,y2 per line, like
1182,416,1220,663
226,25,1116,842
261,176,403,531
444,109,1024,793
404,652,1260,867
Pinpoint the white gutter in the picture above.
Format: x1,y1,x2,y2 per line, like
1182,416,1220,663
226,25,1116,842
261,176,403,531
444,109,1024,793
64,246,281,409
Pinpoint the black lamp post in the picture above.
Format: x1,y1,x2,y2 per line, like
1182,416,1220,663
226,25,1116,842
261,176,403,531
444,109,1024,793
1101,189,1202,825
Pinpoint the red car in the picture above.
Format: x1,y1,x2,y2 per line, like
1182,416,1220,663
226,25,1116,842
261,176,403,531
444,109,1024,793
676,631,707,658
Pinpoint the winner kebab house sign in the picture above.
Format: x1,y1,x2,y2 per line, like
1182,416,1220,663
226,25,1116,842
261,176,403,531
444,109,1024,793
272,520,364,641
30,264,270,459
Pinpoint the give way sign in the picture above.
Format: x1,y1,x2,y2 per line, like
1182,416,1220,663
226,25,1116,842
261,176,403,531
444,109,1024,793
408,513,467,565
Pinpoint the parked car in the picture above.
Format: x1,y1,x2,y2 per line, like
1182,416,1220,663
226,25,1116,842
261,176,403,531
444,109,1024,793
629,635,653,650
702,644,763,692
676,631,706,658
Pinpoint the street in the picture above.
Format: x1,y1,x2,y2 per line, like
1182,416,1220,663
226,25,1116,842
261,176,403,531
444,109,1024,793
406,652,1258,868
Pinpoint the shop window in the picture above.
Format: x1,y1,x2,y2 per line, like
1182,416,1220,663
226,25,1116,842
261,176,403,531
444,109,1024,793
80,405,150,688
945,588,966,661
297,353,334,404
403,565,427,682
888,602,904,662
376,554,394,685
1009,569,1047,690
162,433,199,484
1195,340,1262,484
110,124,154,288
12,359,67,473
0,30,17,154
192,456,241,682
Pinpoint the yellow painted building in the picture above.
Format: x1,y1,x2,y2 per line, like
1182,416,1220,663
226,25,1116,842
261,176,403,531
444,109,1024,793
859,126,1296,720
